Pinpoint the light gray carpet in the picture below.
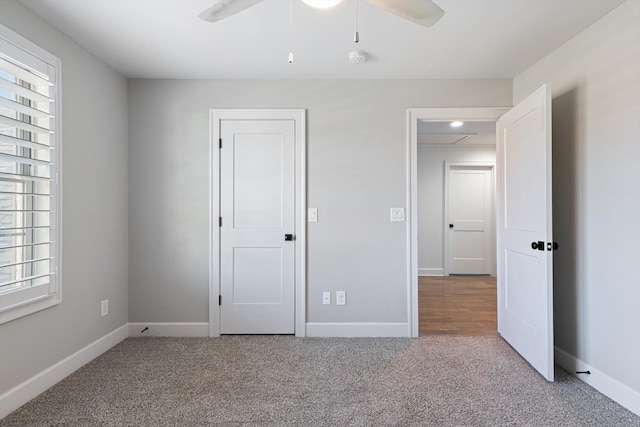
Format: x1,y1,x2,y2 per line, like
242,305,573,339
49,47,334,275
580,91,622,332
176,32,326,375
1,336,638,426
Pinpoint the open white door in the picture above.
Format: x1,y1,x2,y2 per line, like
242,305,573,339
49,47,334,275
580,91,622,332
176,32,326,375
497,85,554,381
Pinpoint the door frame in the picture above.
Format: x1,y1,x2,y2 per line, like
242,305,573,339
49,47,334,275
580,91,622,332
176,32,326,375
209,109,307,337
443,161,496,276
406,107,509,337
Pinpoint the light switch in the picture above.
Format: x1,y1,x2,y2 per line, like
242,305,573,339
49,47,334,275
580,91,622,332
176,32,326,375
308,208,318,222
390,207,405,222
322,292,331,305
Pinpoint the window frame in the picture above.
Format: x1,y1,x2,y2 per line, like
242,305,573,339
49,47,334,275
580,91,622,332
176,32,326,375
0,24,62,324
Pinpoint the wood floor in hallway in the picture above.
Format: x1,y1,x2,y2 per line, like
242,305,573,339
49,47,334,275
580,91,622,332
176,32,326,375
419,275,497,336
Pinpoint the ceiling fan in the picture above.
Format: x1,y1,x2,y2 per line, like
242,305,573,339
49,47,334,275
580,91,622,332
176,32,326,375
198,0,445,28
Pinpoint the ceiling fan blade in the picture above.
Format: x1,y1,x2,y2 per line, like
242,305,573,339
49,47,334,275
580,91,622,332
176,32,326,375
198,0,264,22
365,0,444,27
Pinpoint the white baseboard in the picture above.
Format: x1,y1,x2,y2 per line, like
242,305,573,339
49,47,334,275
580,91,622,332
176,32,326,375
128,322,209,337
0,324,128,419
418,268,444,276
306,322,409,337
555,346,640,416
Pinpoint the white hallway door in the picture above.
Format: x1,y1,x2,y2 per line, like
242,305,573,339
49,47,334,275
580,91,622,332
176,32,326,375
447,166,493,275
219,119,296,334
497,85,554,381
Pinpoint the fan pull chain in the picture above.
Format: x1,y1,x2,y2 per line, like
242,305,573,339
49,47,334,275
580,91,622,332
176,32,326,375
288,0,294,63
354,0,359,43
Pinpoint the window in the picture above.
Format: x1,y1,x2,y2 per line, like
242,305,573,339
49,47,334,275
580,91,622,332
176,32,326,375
0,24,61,324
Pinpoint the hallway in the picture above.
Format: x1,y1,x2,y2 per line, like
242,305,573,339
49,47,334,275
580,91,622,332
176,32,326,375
419,275,497,336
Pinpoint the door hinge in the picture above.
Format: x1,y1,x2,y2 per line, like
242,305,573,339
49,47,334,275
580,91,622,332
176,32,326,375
219,295,222,306
219,217,222,227
219,138,222,149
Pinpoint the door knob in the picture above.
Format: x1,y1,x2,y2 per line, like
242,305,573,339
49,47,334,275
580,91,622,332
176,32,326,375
449,224,454,228
285,234,295,241
531,241,544,251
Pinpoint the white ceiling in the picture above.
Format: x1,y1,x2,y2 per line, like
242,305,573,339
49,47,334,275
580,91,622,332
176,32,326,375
418,120,496,146
18,0,624,80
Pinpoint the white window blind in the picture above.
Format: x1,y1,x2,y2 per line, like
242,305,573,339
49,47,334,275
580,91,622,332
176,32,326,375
0,25,61,324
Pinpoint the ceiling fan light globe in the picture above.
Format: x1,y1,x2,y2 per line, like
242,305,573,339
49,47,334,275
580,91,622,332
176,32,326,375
301,0,343,9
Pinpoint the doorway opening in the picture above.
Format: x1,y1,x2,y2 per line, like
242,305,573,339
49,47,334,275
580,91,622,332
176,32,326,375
416,119,497,336
406,108,509,337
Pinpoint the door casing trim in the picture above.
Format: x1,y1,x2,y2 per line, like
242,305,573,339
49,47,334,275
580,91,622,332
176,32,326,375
406,107,509,337
209,109,307,337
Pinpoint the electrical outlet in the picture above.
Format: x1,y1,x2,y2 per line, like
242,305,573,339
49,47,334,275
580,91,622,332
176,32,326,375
390,207,405,222
322,291,331,305
100,299,109,317
336,291,346,306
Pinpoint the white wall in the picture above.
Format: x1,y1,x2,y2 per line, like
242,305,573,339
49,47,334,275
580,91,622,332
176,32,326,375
514,1,640,409
128,79,512,327
417,146,496,276
0,0,129,397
